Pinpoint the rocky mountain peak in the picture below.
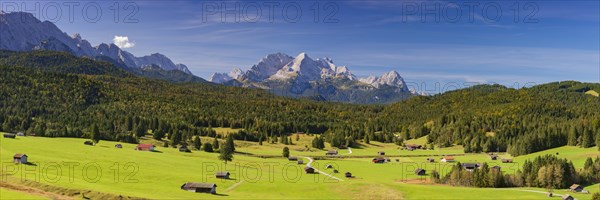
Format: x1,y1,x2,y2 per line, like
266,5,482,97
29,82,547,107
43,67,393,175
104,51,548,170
0,11,193,74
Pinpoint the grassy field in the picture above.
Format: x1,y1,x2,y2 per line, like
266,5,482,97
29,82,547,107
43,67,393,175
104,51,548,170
212,127,244,136
1,133,598,199
585,90,599,97
0,187,47,199
232,134,464,157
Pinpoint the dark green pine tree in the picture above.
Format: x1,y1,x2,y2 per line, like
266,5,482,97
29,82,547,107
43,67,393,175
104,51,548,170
282,147,290,158
219,137,234,164
90,124,100,144
153,129,165,140
581,128,594,148
568,126,578,146
213,137,220,150
193,136,202,150
596,130,600,150
202,143,213,152
135,124,146,138
225,134,235,152
170,131,181,147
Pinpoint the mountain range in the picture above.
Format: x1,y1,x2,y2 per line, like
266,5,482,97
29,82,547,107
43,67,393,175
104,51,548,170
0,11,194,76
210,52,414,104
1,11,414,104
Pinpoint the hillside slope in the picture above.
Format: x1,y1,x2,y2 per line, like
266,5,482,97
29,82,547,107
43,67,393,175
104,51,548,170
376,82,600,155
0,51,598,156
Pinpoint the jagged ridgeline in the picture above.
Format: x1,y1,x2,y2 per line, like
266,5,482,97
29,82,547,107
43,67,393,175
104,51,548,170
0,11,201,83
1,50,599,156
210,52,415,104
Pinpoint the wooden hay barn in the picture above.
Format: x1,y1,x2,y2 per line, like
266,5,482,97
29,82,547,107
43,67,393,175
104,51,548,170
491,166,501,171
405,144,422,150
288,156,298,161
372,157,386,164
13,154,27,164
501,159,513,163
297,160,304,164
115,144,123,148
136,144,155,151
461,163,481,172
3,133,16,139
441,156,454,162
179,146,191,152
345,172,352,178
215,172,230,179
304,167,315,174
414,168,426,176
569,184,583,192
181,182,217,194
325,150,338,156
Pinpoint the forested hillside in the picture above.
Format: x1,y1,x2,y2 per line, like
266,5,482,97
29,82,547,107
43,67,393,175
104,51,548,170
0,50,598,156
0,51,376,143
373,83,600,156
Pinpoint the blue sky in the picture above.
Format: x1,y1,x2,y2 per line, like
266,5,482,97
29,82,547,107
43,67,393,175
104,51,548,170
4,0,599,93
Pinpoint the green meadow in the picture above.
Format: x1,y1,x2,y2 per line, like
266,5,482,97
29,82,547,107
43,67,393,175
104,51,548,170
1,133,598,199
0,187,46,200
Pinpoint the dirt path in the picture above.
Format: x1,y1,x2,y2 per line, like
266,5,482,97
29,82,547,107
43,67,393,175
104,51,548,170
498,189,572,199
300,156,344,182
0,182,74,200
224,180,245,192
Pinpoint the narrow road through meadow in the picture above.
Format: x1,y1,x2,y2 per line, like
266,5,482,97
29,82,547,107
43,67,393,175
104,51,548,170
498,189,572,200
300,156,344,181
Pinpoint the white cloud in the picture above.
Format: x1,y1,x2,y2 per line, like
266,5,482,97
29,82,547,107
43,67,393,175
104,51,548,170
113,36,135,49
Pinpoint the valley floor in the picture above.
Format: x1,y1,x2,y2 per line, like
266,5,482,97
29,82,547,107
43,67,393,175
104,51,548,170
0,134,598,199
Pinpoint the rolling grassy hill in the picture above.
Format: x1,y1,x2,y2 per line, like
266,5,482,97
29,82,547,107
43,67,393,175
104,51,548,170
2,134,597,199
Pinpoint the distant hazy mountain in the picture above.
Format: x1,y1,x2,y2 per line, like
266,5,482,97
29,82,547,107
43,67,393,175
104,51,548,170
0,11,193,75
210,52,414,104
209,67,244,84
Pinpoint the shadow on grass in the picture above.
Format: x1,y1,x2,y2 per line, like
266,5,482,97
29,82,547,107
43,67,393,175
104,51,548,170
24,162,37,166
234,151,254,156
358,143,383,148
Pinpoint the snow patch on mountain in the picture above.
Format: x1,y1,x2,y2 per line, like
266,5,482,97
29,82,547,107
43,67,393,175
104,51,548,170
209,67,245,83
270,52,326,81
210,52,412,103
358,70,408,91
243,53,293,82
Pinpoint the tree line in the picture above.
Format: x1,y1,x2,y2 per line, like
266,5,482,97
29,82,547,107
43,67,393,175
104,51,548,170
433,155,599,190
